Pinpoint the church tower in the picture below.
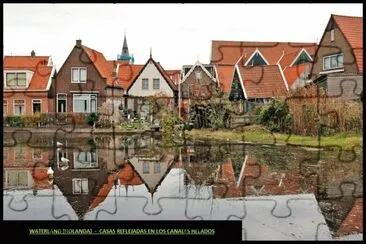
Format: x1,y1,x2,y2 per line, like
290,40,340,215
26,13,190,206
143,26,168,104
117,32,134,64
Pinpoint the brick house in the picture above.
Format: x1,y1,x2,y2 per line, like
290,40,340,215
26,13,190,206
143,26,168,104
3,51,56,116
53,39,124,116
310,14,363,99
178,61,217,120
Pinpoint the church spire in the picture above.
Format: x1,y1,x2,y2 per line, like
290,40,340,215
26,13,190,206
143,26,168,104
122,32,129,56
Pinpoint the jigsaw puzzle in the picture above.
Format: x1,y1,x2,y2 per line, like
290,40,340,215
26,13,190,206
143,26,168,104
3,31,362,241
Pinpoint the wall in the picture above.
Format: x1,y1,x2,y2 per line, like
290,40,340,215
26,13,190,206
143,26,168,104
128,61,174,97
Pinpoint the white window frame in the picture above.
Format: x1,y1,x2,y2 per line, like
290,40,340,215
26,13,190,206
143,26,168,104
330,29,335,42
3,99,8,116
5,72,27,88
142,78,149,90
32,149,43,160
323,53,344,71
6,170,31,188
13,99,25,116
72,178,89,195
71,67,87,83
32,99,42,114
57,93,67,113
153,78,160,90
73,151,98,169
73,94,97,113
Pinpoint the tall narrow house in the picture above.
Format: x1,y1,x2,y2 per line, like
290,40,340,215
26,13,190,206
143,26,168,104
310,14,363,99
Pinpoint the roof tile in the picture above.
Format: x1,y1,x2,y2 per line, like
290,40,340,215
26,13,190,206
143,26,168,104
237,65,288,98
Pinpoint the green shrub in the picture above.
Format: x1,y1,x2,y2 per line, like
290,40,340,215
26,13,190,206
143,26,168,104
255,99,292,133
86,113,98,126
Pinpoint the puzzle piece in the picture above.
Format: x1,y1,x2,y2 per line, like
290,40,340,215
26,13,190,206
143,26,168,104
3,17,362,242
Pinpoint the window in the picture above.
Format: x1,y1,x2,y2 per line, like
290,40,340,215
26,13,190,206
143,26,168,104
293,51,312,65
323,53,344,70
73,94,97,113
142,78,149,90
14,100,25,116
247,52,267,66
143,162,150,173
6,72,26,87
154,162,161,173
14,147,25,160
73,151,98,169
71,67,87,83
32,99,41,114
72,178,88,194
7,171,28,187
32,149,43,160
330,29,335,42
57,94,67,113
3,100,8,116
153,78,160,90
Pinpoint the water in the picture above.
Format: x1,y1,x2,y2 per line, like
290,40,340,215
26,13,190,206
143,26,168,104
3,132,362,237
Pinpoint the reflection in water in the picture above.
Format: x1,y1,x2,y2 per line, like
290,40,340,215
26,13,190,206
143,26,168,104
3,132,363,236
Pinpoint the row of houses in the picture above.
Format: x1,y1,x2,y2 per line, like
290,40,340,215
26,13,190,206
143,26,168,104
3,14,363,120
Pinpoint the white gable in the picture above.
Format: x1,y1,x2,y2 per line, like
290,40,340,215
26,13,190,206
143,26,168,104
128,61,174,97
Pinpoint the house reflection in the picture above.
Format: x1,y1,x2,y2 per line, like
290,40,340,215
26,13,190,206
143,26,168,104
3,146,53,193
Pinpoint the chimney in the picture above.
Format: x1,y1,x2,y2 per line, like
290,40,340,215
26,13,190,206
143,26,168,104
31,50,35,58
76,39,82,47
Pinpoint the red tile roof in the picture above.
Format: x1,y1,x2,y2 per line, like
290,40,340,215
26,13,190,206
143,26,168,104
81,45,113,82
4,56,49,69
119,163,143,185
215,64,235,92
332,15,363,73
283,63,311,88
237,65,288,99
115,62,144,90
166,70,181,86
3,55,53,91
211,41,317,66
88,173,115,212
278,51,299,68
336,198,363,236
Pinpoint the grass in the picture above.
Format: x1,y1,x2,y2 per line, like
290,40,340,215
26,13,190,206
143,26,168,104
186,125,362,152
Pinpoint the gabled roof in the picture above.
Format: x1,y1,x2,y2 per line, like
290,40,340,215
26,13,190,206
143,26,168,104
115,62,144,90
180,61,217,85
332,14,363,73
211,40,317,66
236,65,288,99
81,45,115,84
127,57,177,93
215,64,235,93
3,55,55,91
283,63,311,88
165,70,181,86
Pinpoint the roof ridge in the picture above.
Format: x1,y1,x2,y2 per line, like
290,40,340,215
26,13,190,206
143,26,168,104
212,40,317,45
332,14,363,19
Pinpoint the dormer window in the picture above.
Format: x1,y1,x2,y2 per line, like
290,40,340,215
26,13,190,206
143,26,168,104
71,67,87,83
6,72,26,87
330,29,335,42
245,51,268,66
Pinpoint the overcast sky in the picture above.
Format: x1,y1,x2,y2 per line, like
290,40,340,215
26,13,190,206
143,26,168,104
3,4,363,70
